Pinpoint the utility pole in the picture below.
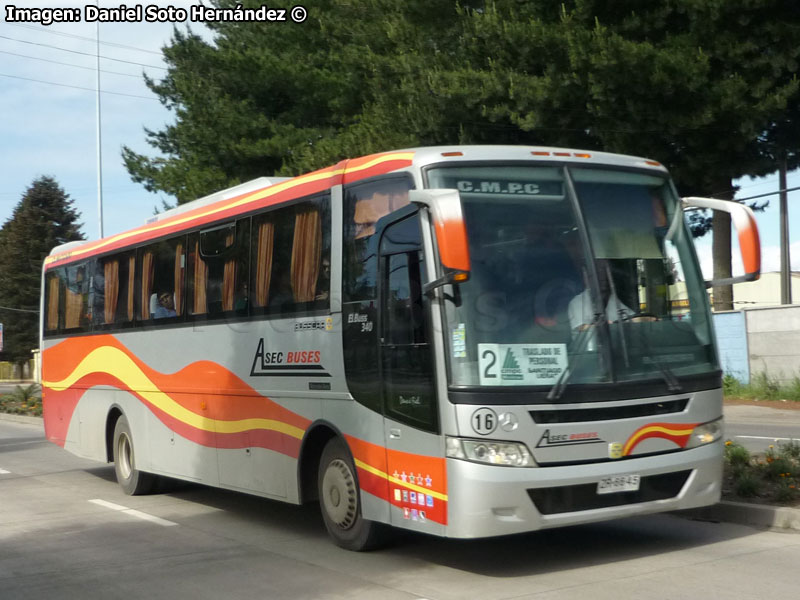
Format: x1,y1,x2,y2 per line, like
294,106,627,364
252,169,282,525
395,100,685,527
779,155,792,304
95,5,105,239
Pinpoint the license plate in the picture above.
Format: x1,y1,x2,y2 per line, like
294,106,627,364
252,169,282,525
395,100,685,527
597,474,641,495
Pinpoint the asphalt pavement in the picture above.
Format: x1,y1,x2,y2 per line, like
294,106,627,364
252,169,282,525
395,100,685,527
2,403,799,534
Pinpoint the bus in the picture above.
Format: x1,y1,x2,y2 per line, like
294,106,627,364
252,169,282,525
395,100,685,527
40,146,761,550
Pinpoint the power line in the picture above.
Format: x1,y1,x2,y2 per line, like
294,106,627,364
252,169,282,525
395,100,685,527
5,23,164,56
0,34,167,70
737,185,800,202
0,49,142,78
0,72,158,101
0,306,38,314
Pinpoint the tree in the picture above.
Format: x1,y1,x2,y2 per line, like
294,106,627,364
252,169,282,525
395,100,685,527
0,177,84,364
125,1,800,308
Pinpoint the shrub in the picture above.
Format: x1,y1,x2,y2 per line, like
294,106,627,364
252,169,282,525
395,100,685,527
775,479,797,503
724,441,751,468
734,471,760,498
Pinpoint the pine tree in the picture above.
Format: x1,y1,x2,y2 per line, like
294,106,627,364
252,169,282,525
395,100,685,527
0,177,84,365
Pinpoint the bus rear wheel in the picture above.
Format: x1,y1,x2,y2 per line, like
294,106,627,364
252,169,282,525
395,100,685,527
317,437,386,551
113,415,156,495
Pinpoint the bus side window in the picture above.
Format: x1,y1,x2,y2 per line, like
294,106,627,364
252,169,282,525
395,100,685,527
191,220,249,317
94,253,136,327
44,270,63,333
63,264,88,332
139,237,185,322
250,195,330,316
343,176,413,303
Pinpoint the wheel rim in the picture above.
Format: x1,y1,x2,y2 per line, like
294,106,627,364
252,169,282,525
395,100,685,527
117,432,133,480
321,458,357,529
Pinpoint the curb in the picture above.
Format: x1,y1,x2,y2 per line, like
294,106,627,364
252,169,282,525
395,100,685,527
677,500,800,532
0,413,44,426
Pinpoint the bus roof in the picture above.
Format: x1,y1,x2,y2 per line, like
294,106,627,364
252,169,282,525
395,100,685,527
44,146,667,269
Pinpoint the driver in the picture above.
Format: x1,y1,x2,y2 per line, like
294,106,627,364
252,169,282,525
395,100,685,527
568,259,635,331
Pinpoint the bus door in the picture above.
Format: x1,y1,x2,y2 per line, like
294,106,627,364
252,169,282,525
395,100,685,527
378,212,442,527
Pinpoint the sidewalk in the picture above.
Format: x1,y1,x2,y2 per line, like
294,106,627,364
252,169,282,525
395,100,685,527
724,403,800,427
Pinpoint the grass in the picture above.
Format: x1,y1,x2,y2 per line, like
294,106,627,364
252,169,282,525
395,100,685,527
0,384,42,417
723,439,800,506
724,373,800,402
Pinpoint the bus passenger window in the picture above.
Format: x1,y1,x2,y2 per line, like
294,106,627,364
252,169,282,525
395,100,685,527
251,195,330,316
91,254,135,327
44,271,62,332
64,264,88,331
139,238,185,322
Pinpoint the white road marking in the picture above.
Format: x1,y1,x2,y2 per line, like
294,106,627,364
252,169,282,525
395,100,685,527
0,468,11,474
89,499,177,527
89,499,127,511
735,435,799,442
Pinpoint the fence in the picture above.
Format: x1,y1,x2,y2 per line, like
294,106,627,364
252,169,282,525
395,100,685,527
0,359,36,381
713,305,800,385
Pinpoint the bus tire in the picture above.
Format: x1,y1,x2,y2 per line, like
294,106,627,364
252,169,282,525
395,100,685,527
318,437,386,551
112,415,156,495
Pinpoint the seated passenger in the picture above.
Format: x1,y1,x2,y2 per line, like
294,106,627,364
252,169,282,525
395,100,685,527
154,292,177,318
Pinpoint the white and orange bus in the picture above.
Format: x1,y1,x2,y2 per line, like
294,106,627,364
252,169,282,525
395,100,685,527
41,146,760,550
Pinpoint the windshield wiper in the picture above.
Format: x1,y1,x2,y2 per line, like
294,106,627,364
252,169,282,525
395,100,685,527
546,312,603,401
632,324,682,393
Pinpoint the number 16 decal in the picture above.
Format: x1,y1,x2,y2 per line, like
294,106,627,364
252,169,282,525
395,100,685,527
478,343,500,385
471,407,497,435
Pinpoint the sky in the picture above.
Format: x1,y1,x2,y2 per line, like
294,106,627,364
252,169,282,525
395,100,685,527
1,1,797,282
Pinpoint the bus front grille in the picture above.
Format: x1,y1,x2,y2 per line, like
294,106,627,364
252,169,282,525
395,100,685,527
527,470,691,515
530,399,689,424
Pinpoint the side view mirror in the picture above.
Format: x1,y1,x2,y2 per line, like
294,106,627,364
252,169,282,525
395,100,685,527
409,189,471,293
682,196,761,286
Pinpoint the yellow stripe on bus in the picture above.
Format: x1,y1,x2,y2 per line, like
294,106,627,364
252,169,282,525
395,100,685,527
623,425,694,455
354,458,448,502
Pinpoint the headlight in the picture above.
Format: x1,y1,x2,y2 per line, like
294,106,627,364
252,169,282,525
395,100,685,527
686,418,724,448
446,437,536,467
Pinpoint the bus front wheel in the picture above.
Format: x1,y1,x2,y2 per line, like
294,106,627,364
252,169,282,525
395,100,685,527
112,415,156,495
317,437,386,551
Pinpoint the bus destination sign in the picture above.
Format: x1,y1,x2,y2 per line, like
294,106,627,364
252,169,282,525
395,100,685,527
453,179,564,196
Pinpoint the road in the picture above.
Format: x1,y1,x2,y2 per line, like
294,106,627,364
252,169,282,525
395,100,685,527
2,418,800,600
724,404,800,453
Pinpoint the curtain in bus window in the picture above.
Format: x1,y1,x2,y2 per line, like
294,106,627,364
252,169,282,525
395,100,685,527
174,243,184,316
141,251,154,319
291,209,321,302
193,240,208,314
46,275,59,331
104,260,119,324
222,231,235,311
254,221,274,307
64,270,84,329
127,255,135,321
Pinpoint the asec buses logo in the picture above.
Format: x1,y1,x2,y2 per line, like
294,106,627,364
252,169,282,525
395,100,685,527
250,339,330,378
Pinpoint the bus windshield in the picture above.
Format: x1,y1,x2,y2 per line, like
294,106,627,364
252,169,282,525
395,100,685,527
426,164,716,394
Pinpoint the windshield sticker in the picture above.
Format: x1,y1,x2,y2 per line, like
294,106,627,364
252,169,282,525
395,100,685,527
452,324,467,358
479,343,567,386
